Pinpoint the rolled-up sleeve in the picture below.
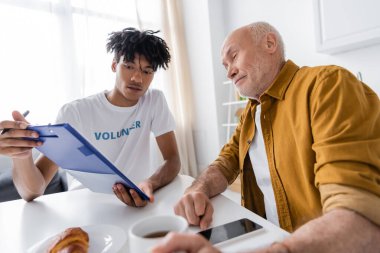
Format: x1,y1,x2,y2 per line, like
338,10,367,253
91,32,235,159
320,183,380,226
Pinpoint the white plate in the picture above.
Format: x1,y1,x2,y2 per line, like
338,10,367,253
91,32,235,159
27,224,126,253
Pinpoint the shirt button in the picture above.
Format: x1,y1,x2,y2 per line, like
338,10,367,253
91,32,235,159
263,114,266,120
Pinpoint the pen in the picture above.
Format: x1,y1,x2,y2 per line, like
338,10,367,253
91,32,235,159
0,110,30,135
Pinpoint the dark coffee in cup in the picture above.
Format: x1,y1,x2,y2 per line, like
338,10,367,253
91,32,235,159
129,215,188,252
143,230,169,238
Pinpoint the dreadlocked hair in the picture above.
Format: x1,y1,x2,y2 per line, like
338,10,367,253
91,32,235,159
106,27,170,71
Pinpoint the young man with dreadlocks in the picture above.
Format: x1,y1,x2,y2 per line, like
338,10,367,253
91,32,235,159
6,28,181,207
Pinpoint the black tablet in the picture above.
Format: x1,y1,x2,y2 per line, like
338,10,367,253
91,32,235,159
198,218,263,245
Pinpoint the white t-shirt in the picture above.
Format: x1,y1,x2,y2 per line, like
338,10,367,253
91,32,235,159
55,89,175,185
249,104,280,226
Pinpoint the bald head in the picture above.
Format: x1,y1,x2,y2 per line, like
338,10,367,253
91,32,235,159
221,22,286,100
222,22,285,60
248,22,285,59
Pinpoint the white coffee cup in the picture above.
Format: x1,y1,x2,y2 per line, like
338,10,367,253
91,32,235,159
128,215,188,253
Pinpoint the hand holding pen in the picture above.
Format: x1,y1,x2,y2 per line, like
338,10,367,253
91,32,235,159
0,110,41,158
0,110,30,135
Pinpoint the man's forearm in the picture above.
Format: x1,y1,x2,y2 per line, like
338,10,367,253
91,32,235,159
12,157,46,201
186,165,228,198
281,208,380,253
147,156,181,191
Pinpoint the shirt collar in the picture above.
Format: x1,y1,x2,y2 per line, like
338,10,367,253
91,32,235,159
264,60,299,101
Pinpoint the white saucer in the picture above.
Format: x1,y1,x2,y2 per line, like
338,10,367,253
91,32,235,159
27,224,126,253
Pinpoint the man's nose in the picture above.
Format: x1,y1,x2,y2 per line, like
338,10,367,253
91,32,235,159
227,66,237,79
131,70,143,83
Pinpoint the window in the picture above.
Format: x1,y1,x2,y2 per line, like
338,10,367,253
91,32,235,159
0,0,162,124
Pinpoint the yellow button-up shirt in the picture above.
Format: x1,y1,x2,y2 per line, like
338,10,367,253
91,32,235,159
212,60,380,232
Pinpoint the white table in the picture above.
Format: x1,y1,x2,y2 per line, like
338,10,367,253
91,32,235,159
0,175,288,252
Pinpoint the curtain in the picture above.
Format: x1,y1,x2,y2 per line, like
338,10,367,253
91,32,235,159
159,0,198,177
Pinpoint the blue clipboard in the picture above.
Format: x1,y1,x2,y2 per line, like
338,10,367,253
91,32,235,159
26,123,149,200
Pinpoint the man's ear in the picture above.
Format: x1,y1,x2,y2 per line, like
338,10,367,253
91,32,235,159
264,32,277,54
111,59,117,72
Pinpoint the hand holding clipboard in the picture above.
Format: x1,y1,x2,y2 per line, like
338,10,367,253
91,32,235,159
26,123,149,200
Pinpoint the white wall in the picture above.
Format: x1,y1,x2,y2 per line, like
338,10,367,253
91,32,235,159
180,0,222,172
180,0,380,174
223,0,380,94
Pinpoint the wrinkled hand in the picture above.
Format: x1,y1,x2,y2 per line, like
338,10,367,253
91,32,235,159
151,232,220,253
0,111,40,158
174,191,214,229
113,180,154,207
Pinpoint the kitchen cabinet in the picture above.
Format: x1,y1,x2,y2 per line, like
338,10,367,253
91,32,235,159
313,0,380,54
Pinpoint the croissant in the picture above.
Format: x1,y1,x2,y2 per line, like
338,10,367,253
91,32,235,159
47,227,89,253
